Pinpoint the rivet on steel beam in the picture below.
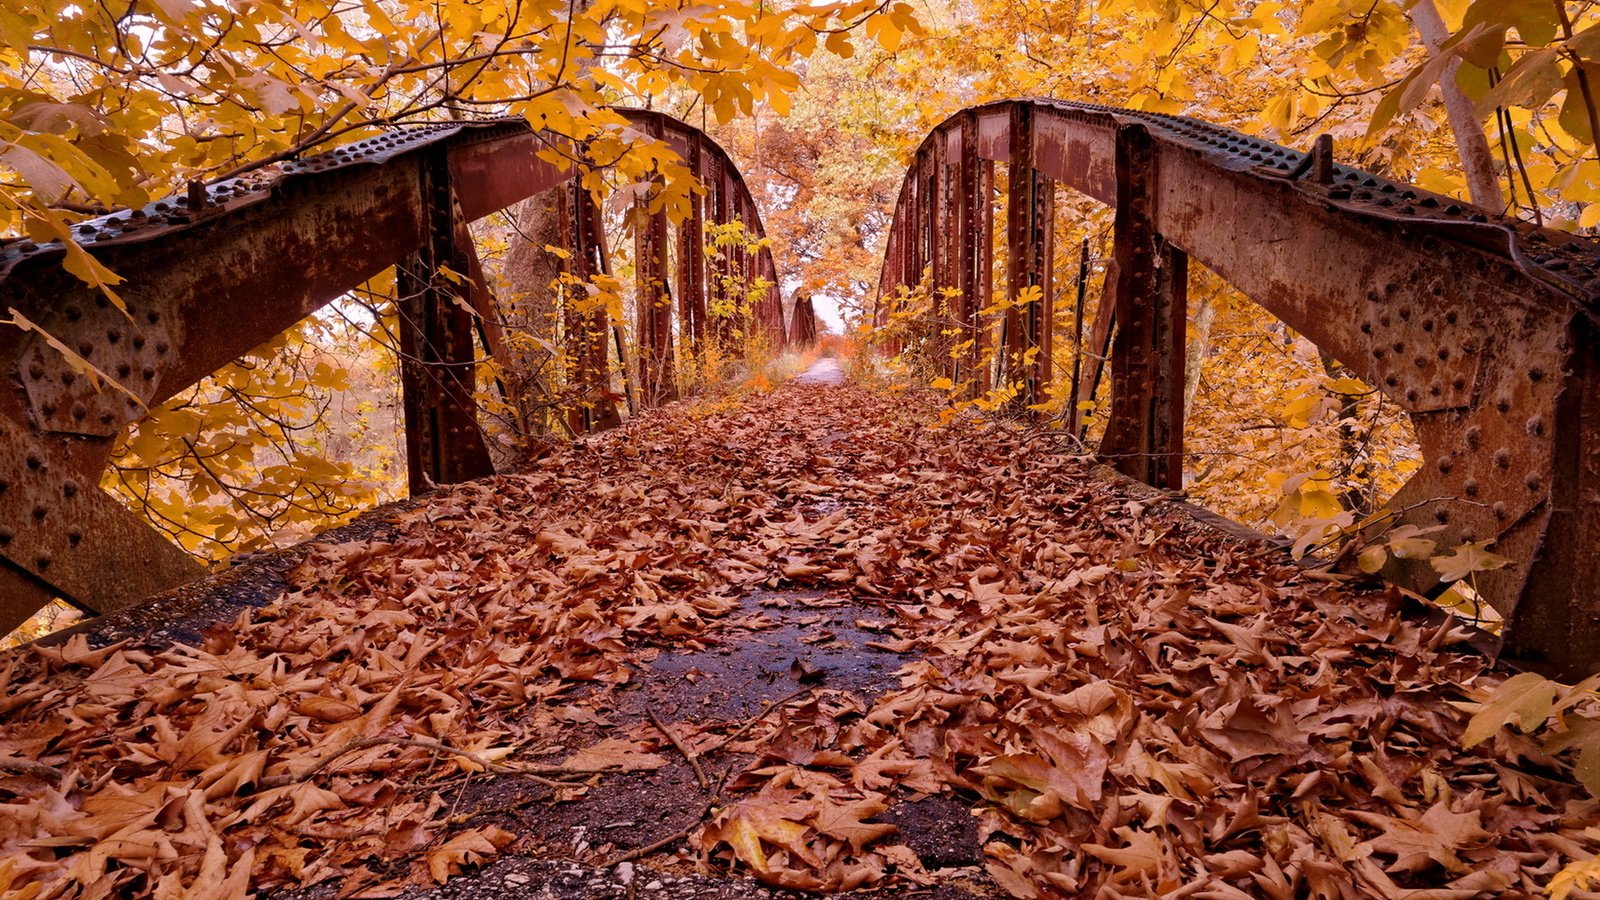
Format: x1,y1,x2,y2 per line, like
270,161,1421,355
1438,455,1453,473
27,361,43,379
25,453,41,470
71,403,86,420
65,307,81,321
60,372,75,386
31,506,45,520
1529,366,1546,381
107,329,121,344
1453,377,1468,391
156,341,169,354
1494,448,1512,468
1406,388,1419,402
0,479,7,493
1465,426,1482,448
1360,321,1372,334
1437,347,1450,360
0,528,11,545
142,366,156,380
1464,478,1479,497
1528,415,1545,436
1422,318,1435,332
1526,473,1543,491
1379,314,1392,326
1414,356,1427,368
133,336,145,350
62,480,77,498
1434,508,1450,523
40,402,55,416
68,531,82,545
1496,396,1511,413
1493,502,1508,520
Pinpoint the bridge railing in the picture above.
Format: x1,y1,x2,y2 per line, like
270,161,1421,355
877,98,1600,676
0,109,787,635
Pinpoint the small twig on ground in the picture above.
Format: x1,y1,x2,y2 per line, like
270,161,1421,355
0,757,62,779
262,735,589,788
700,686,813,755
645,706,709,789
600,688,815,870
602,800,716,868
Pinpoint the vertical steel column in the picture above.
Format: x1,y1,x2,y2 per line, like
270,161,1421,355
710,159,732,344
397,152,496,495
953,113,981,396
635,184,675,407
1505,320,1600,674
1068,238,1090,436
1100,124,1187,490
563,177,623,434
977,159,995,394
1004,103,1052,410
679,140,708,348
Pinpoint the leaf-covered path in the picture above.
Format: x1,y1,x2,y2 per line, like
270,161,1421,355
2,365,1597,899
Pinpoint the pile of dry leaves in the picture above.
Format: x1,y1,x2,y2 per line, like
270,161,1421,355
1,377,1597,898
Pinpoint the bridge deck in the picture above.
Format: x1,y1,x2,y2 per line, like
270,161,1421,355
0,365,1592,898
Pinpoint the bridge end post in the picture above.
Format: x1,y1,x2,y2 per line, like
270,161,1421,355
397,153,496,495
1101,123,1187,491
1499,317,1600,676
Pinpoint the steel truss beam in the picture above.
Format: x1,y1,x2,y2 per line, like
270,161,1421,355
877,97,1600,676
0,110,783,634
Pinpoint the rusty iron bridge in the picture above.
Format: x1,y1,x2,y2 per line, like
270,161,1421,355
4,99,1600,676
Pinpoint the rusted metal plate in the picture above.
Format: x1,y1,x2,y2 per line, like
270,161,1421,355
0,422,202,627
1032,111,1117,204
976,108,1011,162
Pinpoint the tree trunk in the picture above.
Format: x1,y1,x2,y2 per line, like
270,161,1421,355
1409,0,1506,211
498,187,567,442
1183,293,1216,416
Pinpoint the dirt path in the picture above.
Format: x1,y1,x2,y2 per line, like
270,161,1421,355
1,375,1595,899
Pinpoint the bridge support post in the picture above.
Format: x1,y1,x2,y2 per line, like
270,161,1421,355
635,183,676,408
1101,124,1187,490
953,112,984,397
1004,103,1053,412
397,154,496,495
562,178,624,434
679,141,708,351
1502,321,1600,674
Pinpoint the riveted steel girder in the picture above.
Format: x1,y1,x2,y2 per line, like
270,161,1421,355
0,110,783,636
878,97,1600,676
